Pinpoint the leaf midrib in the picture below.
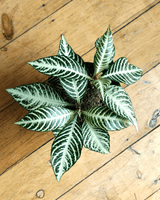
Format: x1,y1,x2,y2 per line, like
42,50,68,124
87,122,108,152
38,62,90,80
58,117,77,181
83,110,128,122
13,90,70,106
95,34,109,74
103,68,141,78
16,112,72,124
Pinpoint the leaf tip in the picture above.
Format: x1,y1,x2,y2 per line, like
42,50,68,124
135,124,139,133
106,149,110,154
14,121,19,125
133,120,139,133
27,61,34,66
61,34,65,39
107,24,112,33
60,34,67,44
6,88,11,94
56,174,62,182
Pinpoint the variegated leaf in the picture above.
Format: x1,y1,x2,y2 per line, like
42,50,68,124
83,106,131,131
95,37,101,48
60,78,88,104
52,126,65,136
93,78,111,100
6,83,71,111
15,106,75,132
48,76,64,92
104,85,138,131
94,25,115,75
28,55,91,80
82,121,110,154
58,35,85,68
102,57,143,85
51,116,83,182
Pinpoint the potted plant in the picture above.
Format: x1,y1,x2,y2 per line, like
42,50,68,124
6,25,142,182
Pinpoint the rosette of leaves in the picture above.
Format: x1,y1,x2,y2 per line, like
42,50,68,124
6,25,142,182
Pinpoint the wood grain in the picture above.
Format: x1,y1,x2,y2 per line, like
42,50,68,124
0,0,155,48
0,0,160,175
59,127,160,200
0,0,72,47
1,1,160,199
0,0,158,111
83,1,160,69
0,103,54,175
0,64,160,199
146,190,160,200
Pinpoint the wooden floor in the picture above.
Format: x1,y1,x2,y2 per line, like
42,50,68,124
0,0,160,199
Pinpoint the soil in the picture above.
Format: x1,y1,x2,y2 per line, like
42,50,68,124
47,62,119,125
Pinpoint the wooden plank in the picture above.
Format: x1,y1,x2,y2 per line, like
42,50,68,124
0,0,72,48
146,190,160,200
0,2,160,174
0,103,54,175
0,0,155,48
83,1,160,70
59,127,160,200
0,0,158,111
0,64,160,199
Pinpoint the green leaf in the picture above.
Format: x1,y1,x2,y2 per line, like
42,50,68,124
52,126,65,137
83,106,131,131
60,78,88,104
28,55,91,80
104,85,138,131
6,83,71,111
48,76,64,92
93,78,111,100
102,57,143,85
82,121,110,154
14,106,75,132
51,116,83,182
94,25,115,75
58,35,85,68
95,37,101,48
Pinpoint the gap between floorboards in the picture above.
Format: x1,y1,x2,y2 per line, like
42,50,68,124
0,0,73,50
1,0,159,177
56,124,160,200
0,0,160,114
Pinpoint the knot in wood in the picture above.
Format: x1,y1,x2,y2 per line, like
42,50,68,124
36,189,45,198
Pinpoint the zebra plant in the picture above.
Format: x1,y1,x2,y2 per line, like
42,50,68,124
6,25,142,182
